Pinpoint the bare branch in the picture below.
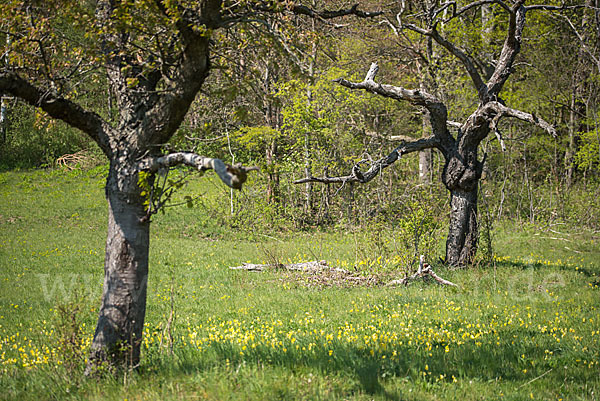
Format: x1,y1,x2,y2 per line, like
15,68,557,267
432,2,456,20
294,136,440,185
389,134,418,142
148,1,381,145
485,102,557,137
0,71,112,156
221,2,382,28
401,25,488,99
334,62,446,117
379,18,400,36
562,14,600,73
250,17,311,75
445,0,511,20
489,114,507,151
525,4,588,11
364,62,379,81
334,63,453,149
486,2,526,97
425,266,458,287
230,260,341,272
138,152,258,189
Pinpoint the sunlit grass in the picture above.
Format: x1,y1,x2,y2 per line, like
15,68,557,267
0,168,598,400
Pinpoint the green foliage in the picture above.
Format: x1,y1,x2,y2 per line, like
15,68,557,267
138,167,201,219
575,129,600,171
394,197,441,262
0,102,96,170
234,126,281,153
137,170,153,211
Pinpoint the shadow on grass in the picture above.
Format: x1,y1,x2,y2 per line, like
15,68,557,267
137,329,590,400
492,259,598,278
167,346,404,400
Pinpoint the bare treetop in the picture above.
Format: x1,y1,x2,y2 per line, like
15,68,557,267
295,1,560,266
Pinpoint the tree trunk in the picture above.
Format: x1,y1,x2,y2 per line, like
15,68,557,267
266,138,280,204
0,96,7,144
565,92,578,187
419,109,433,183
446,187,478,266
304,35,317,214
86,161,150,374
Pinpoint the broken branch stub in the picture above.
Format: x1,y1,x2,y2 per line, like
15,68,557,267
387,255,458,287
138,152,258,189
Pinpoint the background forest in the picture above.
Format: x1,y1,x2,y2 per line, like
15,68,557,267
1,1,599,241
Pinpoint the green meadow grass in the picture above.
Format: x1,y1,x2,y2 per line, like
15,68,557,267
0,168,598,400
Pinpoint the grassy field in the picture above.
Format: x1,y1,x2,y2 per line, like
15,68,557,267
0,167,599,400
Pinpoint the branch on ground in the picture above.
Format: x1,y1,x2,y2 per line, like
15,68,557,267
231,256,458,288
387,255,458,287
230,260,348,273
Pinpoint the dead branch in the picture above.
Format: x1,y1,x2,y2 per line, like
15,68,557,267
486,2,526,97
447,1,511,19
290,3,383,20
55,149,103,170
294,136,439,185
334,62,445,113
231,256,458,288
138,152,258,189
401,21,488,99
230,260,348,273
485,102,557,137
332,63,453,146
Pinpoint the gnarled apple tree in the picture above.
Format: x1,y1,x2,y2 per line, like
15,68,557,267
0,0,379,372
296,1,566,266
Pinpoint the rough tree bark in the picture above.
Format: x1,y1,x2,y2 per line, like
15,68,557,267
296,1,558,266
446,188,478,265
91,164,150,368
